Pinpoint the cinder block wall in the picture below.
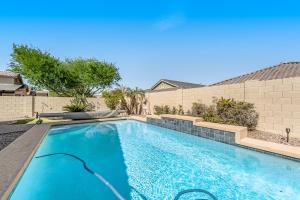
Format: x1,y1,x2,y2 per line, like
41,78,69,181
0,96,33,120
0,96,108,120
146,77,300,138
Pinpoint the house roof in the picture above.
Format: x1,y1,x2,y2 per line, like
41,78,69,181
0,71,24,85
151,79,204,90
0,71,19,78
0,84,23,91
211,62,300,86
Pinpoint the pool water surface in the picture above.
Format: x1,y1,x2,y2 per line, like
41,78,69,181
9,120,300,199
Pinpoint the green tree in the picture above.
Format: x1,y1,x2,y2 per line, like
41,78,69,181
10,44,121,97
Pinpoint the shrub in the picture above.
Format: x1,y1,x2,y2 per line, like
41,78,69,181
162,105,170,114
170,106,178,114
63,95,93,112
103,87,146,115
186,110,192,116
178,105,184,115
154,105,171,115
202,98,258,130
154,105,173,115
154,105,184,115
191,102,207,117
153,105,163,115
102,89,123,110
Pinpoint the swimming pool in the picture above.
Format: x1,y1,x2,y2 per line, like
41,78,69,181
9,120,300,199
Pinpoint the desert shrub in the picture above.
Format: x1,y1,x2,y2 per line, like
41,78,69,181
153,105,163,115
202,98,258,130
63,95,93,112
178,105,184,115
162,105,170,114
154,105,170,115
186,110,192,116
191,102,208,117
202,105,224,123
170,106,178,114
103,87,146,115
102,89,123,110
154,105,184,115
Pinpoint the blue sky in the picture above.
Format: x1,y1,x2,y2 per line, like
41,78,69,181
1,0,300,88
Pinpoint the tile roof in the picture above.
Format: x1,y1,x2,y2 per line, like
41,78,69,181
0,71,19,78
0,84,23,91
211,62,300,86
151,79,204,90
162,79,205,88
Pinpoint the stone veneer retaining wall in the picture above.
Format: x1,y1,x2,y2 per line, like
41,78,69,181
147,116,235,145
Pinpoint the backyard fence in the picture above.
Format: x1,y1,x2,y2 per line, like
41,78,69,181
0,96,108,120
146,77,300,138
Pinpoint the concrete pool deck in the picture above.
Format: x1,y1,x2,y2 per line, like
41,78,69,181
0,124,50,199
1,115,300,199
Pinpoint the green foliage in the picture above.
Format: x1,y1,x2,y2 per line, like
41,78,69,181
170,106,178,114
10,44,120,97
15,118,35,124
102,89,123,110
153,105,184,115
121,87,146,115
63,95,93,112
202,98,259,130
177,105,184,115
191,102,208,117
153,105,170,115
102,87,146,115
63,59,120,96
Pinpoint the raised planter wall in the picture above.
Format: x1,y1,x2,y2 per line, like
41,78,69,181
146,114,247,145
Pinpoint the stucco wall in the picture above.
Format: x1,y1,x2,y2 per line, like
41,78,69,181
0,96,108,120
146,77,300,138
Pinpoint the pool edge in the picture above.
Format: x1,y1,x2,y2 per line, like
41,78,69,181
1,117,128,200
0,124,50,200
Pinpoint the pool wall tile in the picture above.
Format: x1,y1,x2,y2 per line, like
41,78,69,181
146,117,236,145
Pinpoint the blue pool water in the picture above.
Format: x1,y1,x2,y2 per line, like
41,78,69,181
9,120,300,200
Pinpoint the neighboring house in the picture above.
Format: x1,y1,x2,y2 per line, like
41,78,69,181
0,71,29,96
211,61,300,86
0,71,49,96
150,79,204,91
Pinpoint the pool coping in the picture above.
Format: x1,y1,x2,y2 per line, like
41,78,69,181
0,117,127,200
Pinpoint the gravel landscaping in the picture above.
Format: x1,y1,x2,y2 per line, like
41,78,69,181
0,131,26,151
248,130,300,147
0,124,34,151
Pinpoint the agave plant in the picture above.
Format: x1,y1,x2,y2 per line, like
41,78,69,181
63,94,94,112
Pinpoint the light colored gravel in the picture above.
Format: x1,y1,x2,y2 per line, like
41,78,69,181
248,130,300,147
